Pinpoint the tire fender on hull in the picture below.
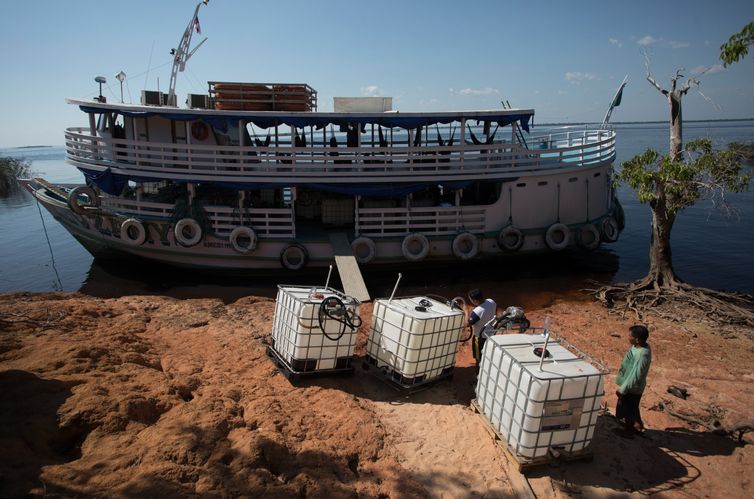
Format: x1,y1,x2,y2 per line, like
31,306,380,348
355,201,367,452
229,226,258,254
497,225,524,251
68,186,99,216
545,223,570,251
402,233,429,262
120,218,146,246
452,232,479,260
577,223,601,250
174,218,203,247
351,236,377,264
280,244,308,270
602,217,620,243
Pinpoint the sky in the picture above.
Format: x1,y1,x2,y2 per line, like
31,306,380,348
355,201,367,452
1,0,753,147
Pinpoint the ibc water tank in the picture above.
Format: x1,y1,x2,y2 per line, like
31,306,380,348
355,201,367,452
271,285,360,372
475,333,607,459
366,296,465,385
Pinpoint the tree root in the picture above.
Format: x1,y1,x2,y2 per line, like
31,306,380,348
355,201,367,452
655,400,753,443
591,278,754,330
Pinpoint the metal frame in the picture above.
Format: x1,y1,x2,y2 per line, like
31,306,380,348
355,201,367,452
364,296,464,389
476,329,609,459
269,285,360,378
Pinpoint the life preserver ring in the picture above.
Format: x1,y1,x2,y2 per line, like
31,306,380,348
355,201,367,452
229,226,257,254
577,223,601,250
351,237,377,264
68,186,99,216
402,233,429,262
545,223,570,251
497,225,524,251
280,244,308,270
452,232,479,260
174,218,203,247
120,218,146,246
602,216,620,243
191,121,209,141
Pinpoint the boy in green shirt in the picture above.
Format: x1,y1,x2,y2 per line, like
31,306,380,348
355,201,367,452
615,325,651,436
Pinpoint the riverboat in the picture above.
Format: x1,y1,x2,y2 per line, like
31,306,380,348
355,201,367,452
23,1,623,272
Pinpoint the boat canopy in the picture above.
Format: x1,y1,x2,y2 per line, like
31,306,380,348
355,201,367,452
77,104,532,132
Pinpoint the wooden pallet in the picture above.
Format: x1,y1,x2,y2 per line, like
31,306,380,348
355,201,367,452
470,399,593,474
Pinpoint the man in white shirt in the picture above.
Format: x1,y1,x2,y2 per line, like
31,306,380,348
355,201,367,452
467,288,497,366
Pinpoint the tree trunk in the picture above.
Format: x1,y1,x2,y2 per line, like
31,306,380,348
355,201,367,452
648,190,678,287
669,92,683,161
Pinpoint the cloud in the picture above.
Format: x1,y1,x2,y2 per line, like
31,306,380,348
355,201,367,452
557,89,567,95
669,40,690,49
449,87,500,96
360,85,382,97
691,64,725,75
637,35,659,46
608,38,623,48
565,71,596,83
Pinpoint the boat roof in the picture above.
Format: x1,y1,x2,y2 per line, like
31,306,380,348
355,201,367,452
68,98,535,131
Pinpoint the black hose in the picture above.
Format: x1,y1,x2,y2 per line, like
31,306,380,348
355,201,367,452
318,296,362,342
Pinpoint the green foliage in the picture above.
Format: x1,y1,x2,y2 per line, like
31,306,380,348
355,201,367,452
728,141,754,162
0,157,31,196
617,139,751,217
720,21,754,66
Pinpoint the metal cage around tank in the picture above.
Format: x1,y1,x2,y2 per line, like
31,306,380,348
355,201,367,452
475,328,609,460
269,285,360,376
364,296,465,389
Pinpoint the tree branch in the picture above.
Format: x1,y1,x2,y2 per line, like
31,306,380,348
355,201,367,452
643,49,669,95
680,77,699,96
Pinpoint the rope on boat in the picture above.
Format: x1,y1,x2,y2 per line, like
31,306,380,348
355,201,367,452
34,193,63,291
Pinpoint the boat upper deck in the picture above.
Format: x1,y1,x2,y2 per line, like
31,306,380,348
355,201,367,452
64,98,615,194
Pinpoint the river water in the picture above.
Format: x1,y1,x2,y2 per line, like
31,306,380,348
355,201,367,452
1,120,753,302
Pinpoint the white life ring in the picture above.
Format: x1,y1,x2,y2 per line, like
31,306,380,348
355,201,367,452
351,237,377,264
280,244,308,270
67,186,99,216
602,216,620,243
577,223,601,250
120,218,146,246
452,232,479,260
497,225,524,251
174,218,203,247
545,223,570,251
402,233,430,262
229,226,257,254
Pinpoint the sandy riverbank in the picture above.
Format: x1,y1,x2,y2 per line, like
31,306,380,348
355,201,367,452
1,291,752,498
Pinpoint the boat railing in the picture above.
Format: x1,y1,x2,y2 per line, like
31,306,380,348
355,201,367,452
100,197,295,238
65,127,615,181
355,205,486,237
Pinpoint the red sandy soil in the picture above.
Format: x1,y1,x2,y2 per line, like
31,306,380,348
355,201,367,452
1,291,752,498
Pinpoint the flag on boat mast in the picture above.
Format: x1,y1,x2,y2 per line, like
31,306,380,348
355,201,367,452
194,17,201,34
601,75,628,129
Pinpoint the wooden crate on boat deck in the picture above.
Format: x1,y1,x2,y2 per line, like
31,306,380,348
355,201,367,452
321,199,354,226
208,82,317,112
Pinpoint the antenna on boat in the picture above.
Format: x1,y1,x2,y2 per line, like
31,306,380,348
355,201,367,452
94,76,107,103
167,0,209,107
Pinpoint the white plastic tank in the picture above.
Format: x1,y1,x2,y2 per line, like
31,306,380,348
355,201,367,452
271,285,360,372
475,333,606,459
366,296,465,385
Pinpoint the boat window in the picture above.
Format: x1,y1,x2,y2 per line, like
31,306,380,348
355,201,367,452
460,182,501,206
142,180,183,203
593,172,601,177
516,182,527,187
568,177,578,183
537,181,548,186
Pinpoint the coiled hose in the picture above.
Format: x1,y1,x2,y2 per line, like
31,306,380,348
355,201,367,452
317,296,362,341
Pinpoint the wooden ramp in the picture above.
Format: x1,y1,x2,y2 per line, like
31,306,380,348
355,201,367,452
328,232,370,302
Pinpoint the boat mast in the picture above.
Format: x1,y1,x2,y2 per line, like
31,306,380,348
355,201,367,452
167,0,209,106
